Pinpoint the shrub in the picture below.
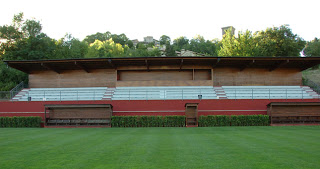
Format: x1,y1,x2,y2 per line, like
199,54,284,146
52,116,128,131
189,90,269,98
198,115,269,127
198,115,230,127
231,115,269,126
0,116,42,128
111,116,185,127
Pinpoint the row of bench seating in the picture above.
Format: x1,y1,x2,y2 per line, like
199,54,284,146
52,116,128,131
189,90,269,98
271,116,320,124
46,118,111,126
222,86,316,99
14,87,107,101
112,86,216,100
12,86,320,101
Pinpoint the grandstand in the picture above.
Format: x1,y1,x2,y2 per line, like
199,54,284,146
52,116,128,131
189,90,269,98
13,87,109,101
1,56,320,127
12,86,319,101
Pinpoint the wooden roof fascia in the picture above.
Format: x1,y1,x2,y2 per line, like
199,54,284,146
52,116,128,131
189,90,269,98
4,57,320,73
4,57,320,64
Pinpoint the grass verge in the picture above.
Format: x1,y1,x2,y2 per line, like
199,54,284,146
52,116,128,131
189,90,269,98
0,126,319,169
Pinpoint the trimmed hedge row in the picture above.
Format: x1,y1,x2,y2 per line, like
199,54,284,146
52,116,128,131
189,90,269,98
198,115,269,127
0,116,42,128
231,115,269,126
111,116,185,127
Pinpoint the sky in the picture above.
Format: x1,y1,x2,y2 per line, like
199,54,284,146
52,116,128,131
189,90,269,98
0,0,319,42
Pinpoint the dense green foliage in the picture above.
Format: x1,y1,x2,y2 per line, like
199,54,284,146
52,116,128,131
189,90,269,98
0,62,27,91
219,25,306,56
198,115,231,127
0,116,42,128
304,38,320,57
111,116,185,127
1,127,320,168
230,115,269,126
198,115,269,127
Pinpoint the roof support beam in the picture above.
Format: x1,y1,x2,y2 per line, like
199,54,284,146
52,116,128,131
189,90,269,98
300,62,317,71
74,61,90,73
41,63,60,74
212,58,221,68
179,59,183,71
239,60,255,71
107,59,116,69
7,64,29,73
145,59,149,71
269,60,289,72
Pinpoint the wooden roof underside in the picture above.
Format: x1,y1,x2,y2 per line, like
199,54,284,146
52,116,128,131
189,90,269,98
5,57,320,74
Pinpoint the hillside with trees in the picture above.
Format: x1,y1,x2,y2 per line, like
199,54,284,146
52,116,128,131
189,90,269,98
0,13,319,91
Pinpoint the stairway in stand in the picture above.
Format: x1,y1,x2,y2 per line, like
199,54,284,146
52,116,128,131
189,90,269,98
102,88,115,100
214,86,227,99
302,86,320,99
11,88,30,101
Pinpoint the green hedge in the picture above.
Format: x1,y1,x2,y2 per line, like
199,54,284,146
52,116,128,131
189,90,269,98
198,115,269,127
231,115,269,126
0,116,42,128
198,115,231,127
111,116,185,127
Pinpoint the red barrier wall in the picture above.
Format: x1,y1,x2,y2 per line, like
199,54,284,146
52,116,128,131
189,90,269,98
1,99,319,120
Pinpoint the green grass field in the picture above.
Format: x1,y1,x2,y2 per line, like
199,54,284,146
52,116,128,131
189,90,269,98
303,68,320,84
0,126,320,169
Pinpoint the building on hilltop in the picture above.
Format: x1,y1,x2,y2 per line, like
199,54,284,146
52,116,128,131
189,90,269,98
221,26,235,37
132,39,139,47
143,36,154,43
175,49,205,56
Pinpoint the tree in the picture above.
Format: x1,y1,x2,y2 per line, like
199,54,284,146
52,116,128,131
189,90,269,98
303,38,320,57
86,39,125,58
234,30,257,56
160,35,171,45
126,40,133,48
4,33,57,60
0,12,58,60
0,62,27,91
22,19,42,37
254,25,305,56
0,13,24,59
218,25,306,57
218,28,239,56
54,34,88,59
83,32,111,44
1,15,56,61
172,36,189,51
189,35,218,56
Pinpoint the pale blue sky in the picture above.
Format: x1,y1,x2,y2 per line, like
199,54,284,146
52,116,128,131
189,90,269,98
0,0,319,41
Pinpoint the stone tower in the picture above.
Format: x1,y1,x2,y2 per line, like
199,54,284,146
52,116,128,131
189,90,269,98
221,26,235,37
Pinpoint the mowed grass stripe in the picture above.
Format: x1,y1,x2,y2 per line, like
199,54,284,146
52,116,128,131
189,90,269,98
0,126,319,169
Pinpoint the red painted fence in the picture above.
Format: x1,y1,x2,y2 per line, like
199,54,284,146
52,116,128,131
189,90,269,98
1,99,319,120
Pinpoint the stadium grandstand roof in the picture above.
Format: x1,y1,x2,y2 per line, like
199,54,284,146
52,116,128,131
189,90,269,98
4,56,320,73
